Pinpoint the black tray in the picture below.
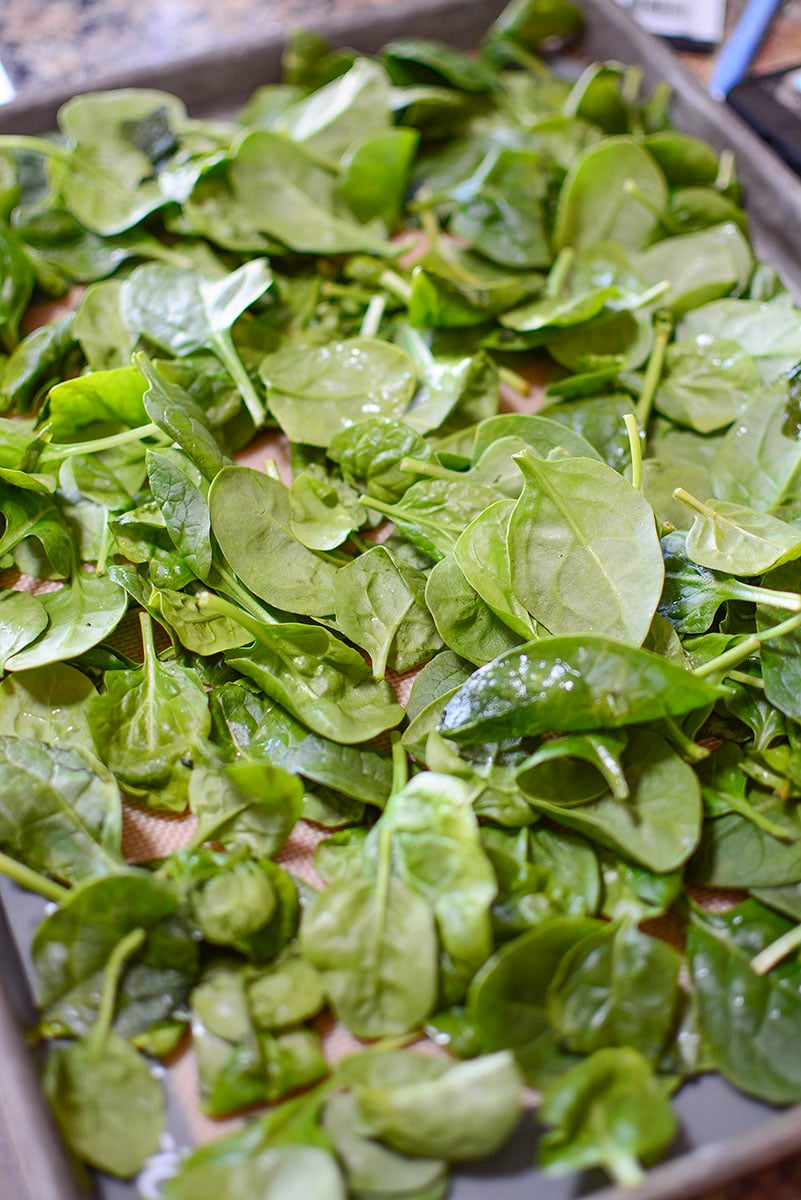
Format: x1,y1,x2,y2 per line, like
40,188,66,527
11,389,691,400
3,2,801,1197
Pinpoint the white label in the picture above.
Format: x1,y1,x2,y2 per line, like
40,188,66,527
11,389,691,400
614,0,727,43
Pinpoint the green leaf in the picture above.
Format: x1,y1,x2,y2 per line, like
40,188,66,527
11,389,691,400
688,901,801,1103
260,337,416,448
44,1031,164,1178
439,635,724,743
0,734,122,884
554,138,667,253
190,760,303,858
210,465,338,617
5,569,127,672
355,1051,523,1160
538,1048,676,1186
507,451,664,644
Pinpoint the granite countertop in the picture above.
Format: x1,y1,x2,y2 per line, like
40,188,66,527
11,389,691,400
4,0,801,103
2,3,801,1200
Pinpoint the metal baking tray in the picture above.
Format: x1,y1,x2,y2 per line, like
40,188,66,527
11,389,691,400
3,1,801,1196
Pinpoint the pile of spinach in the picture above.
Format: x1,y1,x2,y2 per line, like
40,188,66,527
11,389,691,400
4,0,801,1192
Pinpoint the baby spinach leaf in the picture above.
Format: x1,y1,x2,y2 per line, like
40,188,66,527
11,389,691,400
138,353,230,481
453,499,538,638
0,219,35,350
523,730,702,874
636,223,752,316
231,129,390,255
538,1048,676,1186
164,1143,346,1200
683,496,801,576
147,448,213,580
548,920,681,1062
554,138,667,253
33,871,198,1039
289,471,360,551
449,145,551,270
44,927,165,1178
45,365,147,439
340,127,419,229
355,1051,523,1160
363,476,502,561
5,568,127,672
334,544,441,679
260,337,416,447
0,662,95,747
654,335,760,433
276,58,392,159
301,831,438,1037
425,553,523,665
507,450,664,644
0,313,77,414
376,772,497,987
329,416,432,503
210,680,392,806
0,734,122,884
439,636,724,743
517,732,629,806
0,591,49,669
468,916,601,1086
710,365,801,511
688,901,801,1103
323,1090,448,1198
191,960,327,1115
209,465,338,617
189,760,303,858
152,586,252,654
123,260,271,426
227,621,403,745
87,614,210,811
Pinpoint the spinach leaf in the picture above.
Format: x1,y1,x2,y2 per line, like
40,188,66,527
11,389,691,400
354,1052,523,1160
439,636,724,742
468,916,601,1086
226,622,403,744
0,591,49,669
0,734,122,884
548,920,681,1062
654,335,760,433
43,928,164,1178
189,760,303,858
688,901,801,1103
209,465,338,617
334,544,441,679
5,567,127,672
260,337,416,447
123,260,271,426
87,613,210,811
425,553,523,665
507,450,664,644
33,871,198,1039
231,130,390,255
538,1048,676,1186
554,138,667,253
301,828,438,1037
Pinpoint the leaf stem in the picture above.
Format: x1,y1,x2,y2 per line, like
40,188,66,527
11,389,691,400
42,423,163,463
751,922,801,976
0,135,71,161
659,717,709,763
89,927,146,1056
378,269,412,305
498,365,531,396
360,294,386,339
730,583,801,614
607,1149,645,1189
623,413,643,491
545,248,575,298
715,148,736,192
390,732,408,796
0,852,69,903
672,487,714,520
622,179,682,234
635,310,673,429
213,331,266,428
399,456,459,483
693,612,801,678
196,589,277,641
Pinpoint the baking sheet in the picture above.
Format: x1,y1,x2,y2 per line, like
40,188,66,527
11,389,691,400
3,1,801,1196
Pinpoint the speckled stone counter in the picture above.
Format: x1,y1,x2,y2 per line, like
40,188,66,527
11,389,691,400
4,0,801,105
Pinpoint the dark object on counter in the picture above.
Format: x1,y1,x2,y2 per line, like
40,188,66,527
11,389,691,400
729,63,801,174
